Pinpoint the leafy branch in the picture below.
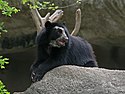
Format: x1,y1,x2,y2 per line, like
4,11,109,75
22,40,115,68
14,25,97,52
0,22,7,37
0,80,10,94
22,0,58,10
0,56,9,94
0,0,20,16
0,56,9,69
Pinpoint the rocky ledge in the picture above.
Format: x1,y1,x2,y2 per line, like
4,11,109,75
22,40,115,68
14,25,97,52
14,65,125,94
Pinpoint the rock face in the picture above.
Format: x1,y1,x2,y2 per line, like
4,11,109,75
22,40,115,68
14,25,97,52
1,0,125,53
14,65,125,94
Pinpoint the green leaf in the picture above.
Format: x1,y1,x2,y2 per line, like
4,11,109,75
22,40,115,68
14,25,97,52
43,2,50,5
22,0,29,4
0,56,3,58
3,58,9,61
5,62,9,64
1,66,5,69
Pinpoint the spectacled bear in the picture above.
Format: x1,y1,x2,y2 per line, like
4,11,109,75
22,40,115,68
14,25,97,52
31,21,98,82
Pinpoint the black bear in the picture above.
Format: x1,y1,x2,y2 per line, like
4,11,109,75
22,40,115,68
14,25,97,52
31,21,98,82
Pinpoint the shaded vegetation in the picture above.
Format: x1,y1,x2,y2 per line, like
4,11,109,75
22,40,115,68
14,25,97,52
0,56,9,94
0,80,10,94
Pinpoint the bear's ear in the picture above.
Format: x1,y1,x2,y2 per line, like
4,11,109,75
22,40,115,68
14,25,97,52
45,21,52,28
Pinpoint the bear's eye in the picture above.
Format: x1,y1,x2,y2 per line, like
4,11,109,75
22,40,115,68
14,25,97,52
57,29,62,34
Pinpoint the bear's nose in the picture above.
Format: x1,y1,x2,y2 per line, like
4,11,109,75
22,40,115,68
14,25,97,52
64,36,68,40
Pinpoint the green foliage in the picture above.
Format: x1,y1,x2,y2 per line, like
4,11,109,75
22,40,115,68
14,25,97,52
0,22,7,37
0,81,10,94
34,1,58,10
0,56,9,93
0,0,20,16
0,56,9,94
0,56,9,69
22,0,58,10
22,0,29,4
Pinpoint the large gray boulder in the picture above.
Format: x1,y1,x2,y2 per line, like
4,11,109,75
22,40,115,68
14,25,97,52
14,65,125,94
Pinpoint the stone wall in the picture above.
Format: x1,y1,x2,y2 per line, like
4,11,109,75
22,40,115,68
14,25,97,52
1,0,125,51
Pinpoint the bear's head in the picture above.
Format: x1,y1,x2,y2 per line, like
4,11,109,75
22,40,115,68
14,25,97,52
45,21,69,48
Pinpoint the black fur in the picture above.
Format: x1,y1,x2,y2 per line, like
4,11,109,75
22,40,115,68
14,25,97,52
31,21,98,82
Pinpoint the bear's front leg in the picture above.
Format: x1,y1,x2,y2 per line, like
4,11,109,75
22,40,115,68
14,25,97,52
31,70,44,82
31,63,48,82
31,60,62,82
